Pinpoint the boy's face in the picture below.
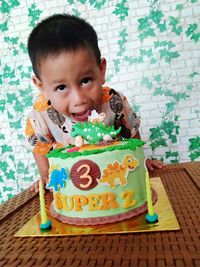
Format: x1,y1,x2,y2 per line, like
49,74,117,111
33,49,106,122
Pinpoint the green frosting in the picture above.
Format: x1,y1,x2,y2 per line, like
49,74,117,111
47,138,145,159
70,121,121,144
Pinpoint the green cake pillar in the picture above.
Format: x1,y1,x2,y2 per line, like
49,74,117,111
145,170,158,223
39,179,52,230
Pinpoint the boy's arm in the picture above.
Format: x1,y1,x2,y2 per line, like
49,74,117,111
33,152,49,182
31,152,49,192
132,131,165,170
133,131,141,139
116,91,164,171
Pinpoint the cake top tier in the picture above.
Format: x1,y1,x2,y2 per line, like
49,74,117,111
47,138,145,159
47,110,145,159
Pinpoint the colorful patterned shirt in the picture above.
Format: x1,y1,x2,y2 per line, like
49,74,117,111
25,87,140,155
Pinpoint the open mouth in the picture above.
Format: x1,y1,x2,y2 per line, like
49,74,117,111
72,110,91,122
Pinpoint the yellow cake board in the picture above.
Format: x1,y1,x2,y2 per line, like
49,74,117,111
15,177,180,237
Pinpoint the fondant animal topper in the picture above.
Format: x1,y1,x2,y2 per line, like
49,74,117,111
70,121,121,146
88,110,106,124
46,167,68,191
99,154,139,188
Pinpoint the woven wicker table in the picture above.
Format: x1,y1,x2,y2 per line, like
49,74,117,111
0,162,199,267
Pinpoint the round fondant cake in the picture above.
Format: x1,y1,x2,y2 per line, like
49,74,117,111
46,138,157,225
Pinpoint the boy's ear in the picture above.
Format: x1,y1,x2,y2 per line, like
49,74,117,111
32,76,49,100
32,75,44,92
100,57,107,84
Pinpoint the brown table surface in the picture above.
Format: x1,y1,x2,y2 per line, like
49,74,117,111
0,162,199,267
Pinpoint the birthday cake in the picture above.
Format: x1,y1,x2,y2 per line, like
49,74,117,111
46,112,157,225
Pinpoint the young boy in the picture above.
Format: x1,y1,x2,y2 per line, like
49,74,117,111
26,14,164,192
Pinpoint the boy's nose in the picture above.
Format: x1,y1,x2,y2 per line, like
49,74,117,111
71,87,87,106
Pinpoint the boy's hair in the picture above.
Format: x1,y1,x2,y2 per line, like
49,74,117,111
28,14,101,78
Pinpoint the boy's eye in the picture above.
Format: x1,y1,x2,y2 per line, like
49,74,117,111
56,84,66,91
81,77,91,86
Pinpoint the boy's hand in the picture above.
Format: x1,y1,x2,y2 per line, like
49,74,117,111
146,158,165,171
30,177,49,192
31,180,40,192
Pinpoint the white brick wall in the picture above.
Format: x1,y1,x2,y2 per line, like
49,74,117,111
0,0,199,203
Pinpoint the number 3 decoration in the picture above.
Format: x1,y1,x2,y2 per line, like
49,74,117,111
70,160,101,190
